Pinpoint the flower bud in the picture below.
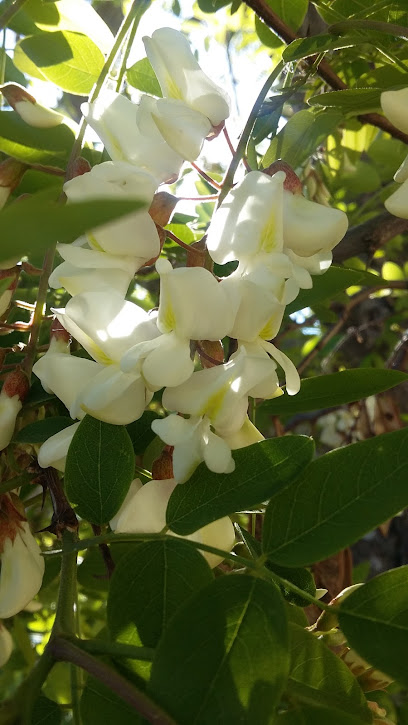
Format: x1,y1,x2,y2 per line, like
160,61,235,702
0,158,27,210
151,447,174,480
0,495,44,619
0,83,64,128
0,622,13,666
149,192,178,227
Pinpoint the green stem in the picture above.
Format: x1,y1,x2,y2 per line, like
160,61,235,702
0,0,28,31
49,637,177,725
52,530,78,636
115,3,145,92
19,650,55,725
68,0,151,166
218,59,285,205
72,637,155,661
0,471,31,495
45,530,330,612
23,245,56,378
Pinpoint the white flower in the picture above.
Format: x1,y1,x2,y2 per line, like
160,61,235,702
207,170,348,267
0,623,13,666
121,259,237,390
82,92,185,184
381,88,408,135
110,478,235,568
63,161,160,260
385,180,408,219
37,422,80,472
152,350,274,482
0,392,22,452
150,97,211,161
33,352,101,419
143,27,230,126
0,503,44,619
233,340,300,398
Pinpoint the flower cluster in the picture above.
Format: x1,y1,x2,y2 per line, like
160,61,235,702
30,28,348,566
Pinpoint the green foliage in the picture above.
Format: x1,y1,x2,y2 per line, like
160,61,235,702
339,566,408,684
286,267,383,315
263,368,408,415
0,111,75,167
14,416,73,443
31,695,63,724
126,57,162,96
15,31,104,94
287,624,371,721
149,575,289,723
65,416,135,524
263,427,408,566
0,194,146,263
167,436,314,535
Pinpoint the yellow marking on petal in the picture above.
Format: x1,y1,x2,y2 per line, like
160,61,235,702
161,299,176,332
87,232,105,253
259,313,280,341
259,209,278,253
164,73,184,101
88,341,114,366
201,383,230,421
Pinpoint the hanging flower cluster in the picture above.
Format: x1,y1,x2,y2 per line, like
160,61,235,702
27,28,348,567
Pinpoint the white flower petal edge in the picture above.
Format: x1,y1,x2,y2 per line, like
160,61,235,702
38,422,80,472
110,477,235,568
0,523,44,619
0,623,13,666
381,88,408,135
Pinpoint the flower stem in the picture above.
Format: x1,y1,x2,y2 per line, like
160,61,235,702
218,59,285,205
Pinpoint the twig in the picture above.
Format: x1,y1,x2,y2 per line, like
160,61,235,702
91,523,115,579
49,637,177,725
0,0,28,31
297,281,407,374
333,211,408,263
243,0,408,144
191,162,222,190
164,228,206,256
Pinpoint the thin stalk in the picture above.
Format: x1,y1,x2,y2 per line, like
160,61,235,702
45,530,331,612
115,3,146,92
52,530,78,636
19,650,55,725
49,637,177,725
73,637,155,661
218,59,285,206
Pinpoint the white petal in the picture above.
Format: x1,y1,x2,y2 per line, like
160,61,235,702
283,191,348,256
261,340,300,396
172,436,203,483
142,334,194,390
74,365,150,425
206,171,285,264
113,478,177,533
0,625,13,667
0,524,44,619
143,28,230,125
110,479,143,531
15,100,63,128
49,261,133,297
385,179,408,219
88,208,160,260
381,88,408,135
394,152,408,183
201,429,235,474
0,393,21,451
222,416,265,450
33,353,101,417
152,98,211,161
37,422,80,472
197,516,235,568
152,414,197,446
56,243,139,274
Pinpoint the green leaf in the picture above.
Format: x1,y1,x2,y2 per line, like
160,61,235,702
262,368,408,416
263,427,408,566
287,624,371,721
283,34,363,61
15,31,104,95
0,49,27,86
31,695,63,724
108,539,213,653
339,566,408,685
0,111,75,167
308,88,382,115
126,411,161,456
0,192,146,263
276,705,370,724
65,416,135,525
24,0,114,54
167,436,314,536
286,266,382,315
262,109,342,170
196,0,231,13
126,57,162,97
80,671,141,725
14,416,73,443
264,0,308,30
255,16,282,48
149,575,289,724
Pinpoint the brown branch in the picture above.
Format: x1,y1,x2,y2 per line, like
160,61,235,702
333,211,408,263
244,0,408,144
